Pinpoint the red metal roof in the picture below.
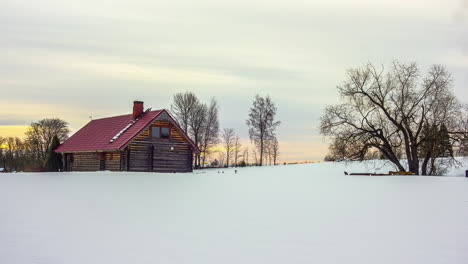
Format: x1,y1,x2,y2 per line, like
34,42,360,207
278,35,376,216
55,109,200,153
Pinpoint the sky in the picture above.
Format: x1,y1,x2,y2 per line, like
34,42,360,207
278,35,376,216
1,0,467,161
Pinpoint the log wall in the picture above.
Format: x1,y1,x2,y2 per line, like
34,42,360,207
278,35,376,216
70,153,100,171
104,152,122,171
68,151,122,171
128,119,193,172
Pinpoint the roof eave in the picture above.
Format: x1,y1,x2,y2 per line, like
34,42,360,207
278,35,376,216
55,149,122,153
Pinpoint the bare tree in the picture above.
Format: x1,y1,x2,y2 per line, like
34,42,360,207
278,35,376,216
251,148,258,166
200,98,220,167
172,93,220,168
0,136,5,168
233,135,242,167
271,137,280,165
217,151,225,169
320,62,466,175
171,92,199,133
451,105,468,156
243,147,249,166
246,95,281,166
221,128,235,167
25,118,70,162
188,102,207,168
264,138,271,165
4,137,28,171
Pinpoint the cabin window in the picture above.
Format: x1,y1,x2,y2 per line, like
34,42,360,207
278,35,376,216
151,126,171,139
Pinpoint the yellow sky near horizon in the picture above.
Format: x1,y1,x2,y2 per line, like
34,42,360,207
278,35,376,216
0,125,28,138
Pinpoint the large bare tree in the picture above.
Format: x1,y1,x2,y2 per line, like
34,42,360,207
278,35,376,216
246,95,281,166
25,118,70,162
320,62,466,175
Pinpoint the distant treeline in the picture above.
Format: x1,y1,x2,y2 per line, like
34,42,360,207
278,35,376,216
0,118,69,172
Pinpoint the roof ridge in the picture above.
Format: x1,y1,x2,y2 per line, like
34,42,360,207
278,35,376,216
109,110,150,143
89,109,164,121
90,113,131,121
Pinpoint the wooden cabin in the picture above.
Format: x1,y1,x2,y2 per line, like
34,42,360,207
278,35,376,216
55,101,200,173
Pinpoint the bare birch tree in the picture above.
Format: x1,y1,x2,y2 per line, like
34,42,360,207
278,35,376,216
233,135,242,167
251,148,258,165
221,128,235,167
171,93,220,168
188,102,207,168
217,151,225,169
271,137,280,165
246,95,281,166
200,98,220,167
171,92,199,133
243,147,249,166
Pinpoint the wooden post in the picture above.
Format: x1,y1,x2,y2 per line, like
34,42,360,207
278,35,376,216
99,152,105,171
62,154,67,172
126,148,131,171
149,145,154,172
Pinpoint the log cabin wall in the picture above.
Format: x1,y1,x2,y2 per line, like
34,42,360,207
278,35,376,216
127,114,193,173
70,153,100,171
68,151,121,171
104,151,121,171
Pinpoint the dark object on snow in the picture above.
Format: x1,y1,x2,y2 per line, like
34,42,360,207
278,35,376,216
345,170,390,176
466,170,468,177
346,170,416,176
389,171,415,175
235,170,237,174
348,173,390,176
345,171,374,176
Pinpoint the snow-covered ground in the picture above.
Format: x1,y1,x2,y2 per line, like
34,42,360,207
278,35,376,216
1,161,468,264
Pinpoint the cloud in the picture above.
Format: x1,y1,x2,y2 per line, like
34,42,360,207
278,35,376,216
1,0,467,161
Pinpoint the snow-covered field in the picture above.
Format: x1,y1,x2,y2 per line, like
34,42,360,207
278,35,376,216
1,161,468,264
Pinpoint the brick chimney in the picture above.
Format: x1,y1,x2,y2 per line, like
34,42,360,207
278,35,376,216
133,101,144,120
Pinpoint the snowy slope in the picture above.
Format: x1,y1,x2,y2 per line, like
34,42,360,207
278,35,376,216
1,161,468,264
